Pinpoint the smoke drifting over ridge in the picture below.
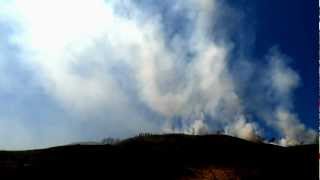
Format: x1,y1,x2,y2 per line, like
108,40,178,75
0,0,316,148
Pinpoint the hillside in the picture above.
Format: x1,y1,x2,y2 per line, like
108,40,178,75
0,134,317,179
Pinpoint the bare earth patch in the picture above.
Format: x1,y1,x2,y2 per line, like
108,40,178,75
180,166,259,180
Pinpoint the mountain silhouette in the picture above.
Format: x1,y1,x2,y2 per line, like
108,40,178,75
0,134,317,179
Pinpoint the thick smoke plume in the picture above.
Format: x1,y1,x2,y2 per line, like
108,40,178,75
0,0,316,148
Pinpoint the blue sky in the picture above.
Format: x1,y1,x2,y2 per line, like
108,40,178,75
254,0,318,131
225,0,318,137
0,0,317,149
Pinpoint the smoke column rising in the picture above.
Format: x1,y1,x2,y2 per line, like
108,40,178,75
0,0,316,148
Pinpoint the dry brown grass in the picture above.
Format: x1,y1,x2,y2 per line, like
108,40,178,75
180,166,248,180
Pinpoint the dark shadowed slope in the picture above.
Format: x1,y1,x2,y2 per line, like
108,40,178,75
0,134,318,179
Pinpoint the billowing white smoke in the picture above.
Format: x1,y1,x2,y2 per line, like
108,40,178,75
224,115,261,142
276,109,316,146
263,50,316,145
0,0,315,147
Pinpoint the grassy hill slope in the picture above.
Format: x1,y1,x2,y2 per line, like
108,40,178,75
0,134,317,179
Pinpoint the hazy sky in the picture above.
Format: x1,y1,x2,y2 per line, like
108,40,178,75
0,0,317,149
